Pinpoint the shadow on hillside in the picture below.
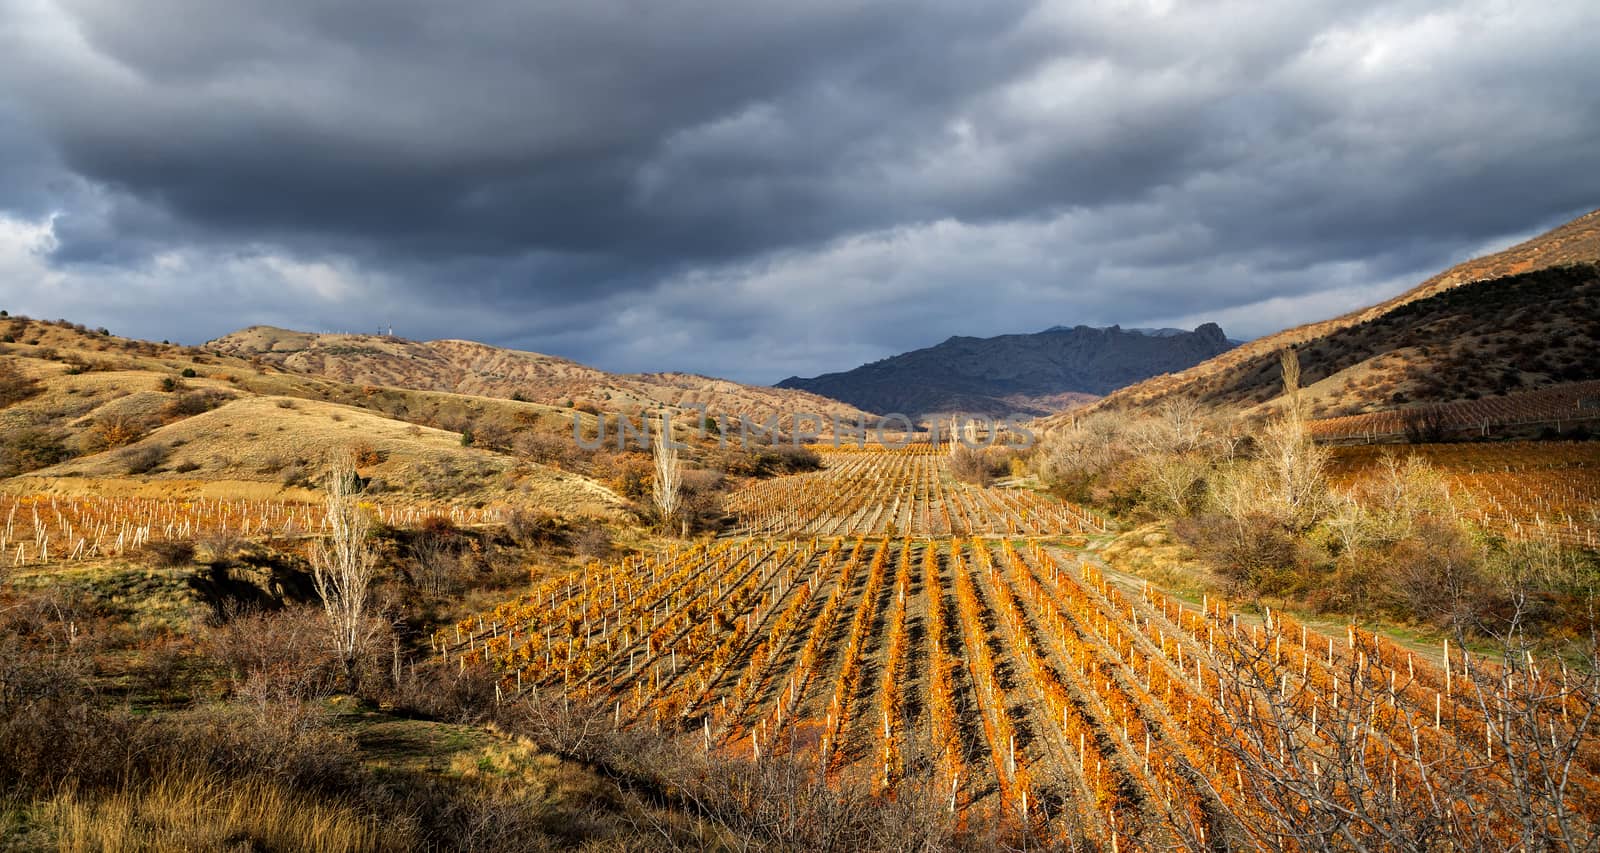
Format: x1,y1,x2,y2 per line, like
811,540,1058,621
186,550,318,621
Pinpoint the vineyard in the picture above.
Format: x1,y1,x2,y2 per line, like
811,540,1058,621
443,529,1600,847
727,450,1108,537
1309,379,1600,443
12,444,1586,846
1330,441,1600,548
0,493,501,567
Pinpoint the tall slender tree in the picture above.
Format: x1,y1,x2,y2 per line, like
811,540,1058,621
652,413,682,532
311,453,377,690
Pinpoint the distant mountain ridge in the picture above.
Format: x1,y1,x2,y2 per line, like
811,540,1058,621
776,323,1237,417
1046,325,1245,345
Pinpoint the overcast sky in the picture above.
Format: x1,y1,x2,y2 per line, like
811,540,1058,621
1,0,1597,384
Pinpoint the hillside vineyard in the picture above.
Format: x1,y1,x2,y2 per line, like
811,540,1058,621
443,451,1599,848
727,448,1109,537
0,494,500,566
1329,442,1600,548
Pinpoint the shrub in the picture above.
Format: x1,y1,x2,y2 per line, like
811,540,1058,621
161,390,228,420
730,444,823,477
949,446,997,487
255,454,288,474
0,428,72,476
145,540,197,568
350,442,385,467
1177,513,1311,599
1384,519,1492,625
572,523,614,559
280,462,316,489
514,431,570,466
206,607,350,700
86,415,149,451
419,514,456,536
500,509,567,546
606,455,653,500
180,367,197,378
118,443,168,475
0,359,42,408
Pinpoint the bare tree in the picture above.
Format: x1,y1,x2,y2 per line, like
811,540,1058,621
310,453,377,690
1136,451,1211,516
1281,347,1304,424
1255,348,1330,528
408,529,458,598
652,414,683,531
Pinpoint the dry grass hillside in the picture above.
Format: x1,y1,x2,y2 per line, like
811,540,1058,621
0,316,625,514
14,396,623,514
1067,207,1600,425
209,326,873,427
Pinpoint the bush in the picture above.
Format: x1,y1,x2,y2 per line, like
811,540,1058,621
572,523,613,559
0,359,42,408
161,390,228,420
419,514,456,536
499,509,568,547
118,443,168,474
948,446,996,487
728,444,823,477
500,697,966,852
206,607,349,701
390,662,501,725
605,455,653,500
180,367,198,378
1177,513,1312,599
514,430,570,466
350,442,385,467
85,415,150,451
0,428,72,476
145,540,197,568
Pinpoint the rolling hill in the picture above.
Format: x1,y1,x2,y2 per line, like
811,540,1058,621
1074,207,1600,425
777,324,1237,418
0,317,626,513
209,326,871,428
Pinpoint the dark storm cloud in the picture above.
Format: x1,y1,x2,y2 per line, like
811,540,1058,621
8,0,1046,263
1,0,1598,382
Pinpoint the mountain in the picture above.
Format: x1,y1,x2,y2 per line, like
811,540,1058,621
775,323,1237,418
208,326,870,429
1046,325,1244,345
1076,207,1600,424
